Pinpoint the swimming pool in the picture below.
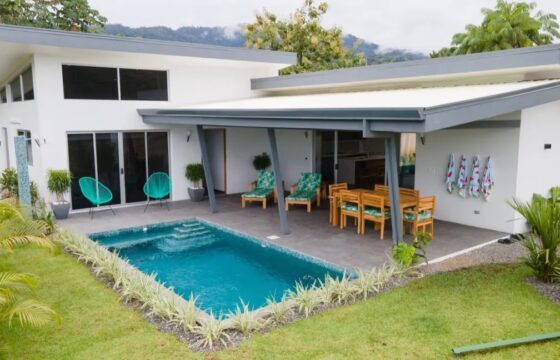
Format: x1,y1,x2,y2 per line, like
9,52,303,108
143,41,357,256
89,219,345,315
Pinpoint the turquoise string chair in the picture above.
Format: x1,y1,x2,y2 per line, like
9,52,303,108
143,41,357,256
143,172,171,212
78,177,116,219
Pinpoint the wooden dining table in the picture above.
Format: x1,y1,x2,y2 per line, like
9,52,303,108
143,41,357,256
330,188,417,227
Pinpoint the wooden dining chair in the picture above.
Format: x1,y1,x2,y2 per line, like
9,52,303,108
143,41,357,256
328,182,348,225
339,189,361,234
360,193,391,240
374,184,389,194
403,196,436,240
399,187,419,199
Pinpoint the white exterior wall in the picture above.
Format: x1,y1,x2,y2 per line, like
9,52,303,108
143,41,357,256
19,50,285,204
514,100,560,232
415,128,520,233
225,128,313,194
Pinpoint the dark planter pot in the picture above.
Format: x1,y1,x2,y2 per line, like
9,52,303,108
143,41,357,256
51,202,71,219
188,187,205,202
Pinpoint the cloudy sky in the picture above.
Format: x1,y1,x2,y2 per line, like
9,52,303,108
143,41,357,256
89,0,560,53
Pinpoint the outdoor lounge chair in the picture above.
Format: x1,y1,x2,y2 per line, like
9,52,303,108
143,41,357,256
78,177,116,219
241,170,279,209
285,172,322,213
361,193,391,240
403,195,436,240
339,189,361,234
143,172,171,212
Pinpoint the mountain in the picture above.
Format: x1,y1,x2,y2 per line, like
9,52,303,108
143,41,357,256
104,24,426,65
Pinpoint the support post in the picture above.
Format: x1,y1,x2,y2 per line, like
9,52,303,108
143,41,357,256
196,125,217,213
385,134,403,244
267,128,290,235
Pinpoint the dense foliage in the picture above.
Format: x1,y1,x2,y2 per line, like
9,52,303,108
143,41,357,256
0,168,38,205
431,1,560,58
252,153,271,171
185,164,204,188
46,169,72,202
510,187,560,283
245,0,366,75
0,0,106,32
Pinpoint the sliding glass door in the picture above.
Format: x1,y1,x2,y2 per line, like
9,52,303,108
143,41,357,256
68,131,169,210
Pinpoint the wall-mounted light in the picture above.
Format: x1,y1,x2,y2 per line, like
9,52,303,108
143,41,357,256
186,130,192,143
544,143,552,150
304,130,309,139
420,133,426,145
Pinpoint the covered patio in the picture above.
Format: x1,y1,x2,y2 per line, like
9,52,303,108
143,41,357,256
60,196,506,269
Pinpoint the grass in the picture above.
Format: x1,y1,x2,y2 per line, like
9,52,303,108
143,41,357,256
1,248,560,359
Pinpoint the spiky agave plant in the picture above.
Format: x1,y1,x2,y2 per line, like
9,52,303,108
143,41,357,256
227,300,267,335
172,294,199,332
319,273,356,305
192,313,232,350
354,268,382,300
265,295,293,324
288,282,322,318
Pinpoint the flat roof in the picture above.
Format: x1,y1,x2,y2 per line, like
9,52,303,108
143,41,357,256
0,24,296,65
139,80,560,133
251,45,560,91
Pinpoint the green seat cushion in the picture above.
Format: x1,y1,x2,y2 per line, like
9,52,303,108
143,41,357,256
297,172,322,192
341,203,359,212
242,188,273,199
256,170,275,189
404,211,433,221
364,207,391,218
287,190,317,202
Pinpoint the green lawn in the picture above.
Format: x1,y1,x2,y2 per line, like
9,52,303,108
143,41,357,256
1,248,559,359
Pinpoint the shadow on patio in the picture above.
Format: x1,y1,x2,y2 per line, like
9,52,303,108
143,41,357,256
59,195,507,270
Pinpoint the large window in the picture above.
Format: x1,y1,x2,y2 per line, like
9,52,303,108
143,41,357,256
62,65,119,100
10,77,22,102
120,69,168,101
21,67,34,100
62,65,168,101
17,130,33,165
0,87,6,103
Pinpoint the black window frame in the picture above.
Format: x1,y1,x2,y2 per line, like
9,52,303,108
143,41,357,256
119,68,168,101
10,77,22,102
62,65,119,100
0,87,6,103
21,67,34,101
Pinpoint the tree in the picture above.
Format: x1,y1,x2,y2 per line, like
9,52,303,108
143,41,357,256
431,0,560,58
0,0,106,32
245,0,366,75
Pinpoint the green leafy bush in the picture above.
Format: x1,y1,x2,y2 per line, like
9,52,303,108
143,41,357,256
185,163,204,188
47,169,72,202
510,187,560,283
393,234,430,269
252,152,271,170
0,168,18,197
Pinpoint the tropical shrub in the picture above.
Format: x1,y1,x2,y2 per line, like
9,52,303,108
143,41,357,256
192,314,231,349
288,282,322,318
0,168,18,198
185,163,204,188
265,295,292,324
31,201,55,235
47,169,72,202
227,300,267,335
510,187,560,282
320,273,356,305
252,152,271,170
392,234,430,269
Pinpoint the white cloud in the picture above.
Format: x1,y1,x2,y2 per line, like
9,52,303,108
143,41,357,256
89,0,560,53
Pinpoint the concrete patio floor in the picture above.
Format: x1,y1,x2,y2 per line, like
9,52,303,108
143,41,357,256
59,195,507,270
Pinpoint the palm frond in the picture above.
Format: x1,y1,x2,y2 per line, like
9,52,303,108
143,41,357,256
4,299,57,328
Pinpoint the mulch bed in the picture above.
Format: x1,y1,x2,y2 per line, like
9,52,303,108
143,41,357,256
526,277,560,305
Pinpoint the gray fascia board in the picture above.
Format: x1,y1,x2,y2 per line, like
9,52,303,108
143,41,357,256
0,24,296,65
424,80,560,131
251,44,560,90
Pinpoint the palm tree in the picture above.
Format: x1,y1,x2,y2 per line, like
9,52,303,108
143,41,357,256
0,200,56,329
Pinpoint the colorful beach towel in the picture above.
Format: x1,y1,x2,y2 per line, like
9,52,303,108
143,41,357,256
468,155,481,198
481,156,495,201
456,155,468,198
446,153,456,193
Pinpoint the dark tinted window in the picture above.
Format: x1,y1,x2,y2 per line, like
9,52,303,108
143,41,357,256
10,77,21,102
0,87,6,103
21,67,34,101
120,69,168,101
68,133,95,209
62,65,118,100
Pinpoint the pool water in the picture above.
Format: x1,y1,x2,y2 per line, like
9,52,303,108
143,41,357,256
90,219,344,315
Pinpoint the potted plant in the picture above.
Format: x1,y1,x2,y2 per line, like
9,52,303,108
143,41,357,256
185,163,205,202
252,152,271,171
47,169,72,219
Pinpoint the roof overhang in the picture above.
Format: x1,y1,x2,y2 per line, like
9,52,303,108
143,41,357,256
139,80,560,134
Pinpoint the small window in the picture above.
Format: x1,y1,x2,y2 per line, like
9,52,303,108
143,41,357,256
21,67,34,101
10,77,22,102
0,87,6,103
120,69,168,101
62,65,118,100
17,130,33,165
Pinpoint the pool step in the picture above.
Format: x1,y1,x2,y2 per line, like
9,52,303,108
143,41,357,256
171,229,211,239
157,234,217,252
106,234,167,250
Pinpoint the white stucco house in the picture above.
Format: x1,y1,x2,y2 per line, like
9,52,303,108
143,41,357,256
1,24,559,241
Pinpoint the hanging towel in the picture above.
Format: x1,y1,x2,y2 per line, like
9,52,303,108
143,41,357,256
468,155,481,198
446,153,456,193
481,156,495,201
456,155,468,198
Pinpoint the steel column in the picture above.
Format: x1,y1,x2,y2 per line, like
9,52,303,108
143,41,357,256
267,128,290,235
196,125,217,213
385,134,403,244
